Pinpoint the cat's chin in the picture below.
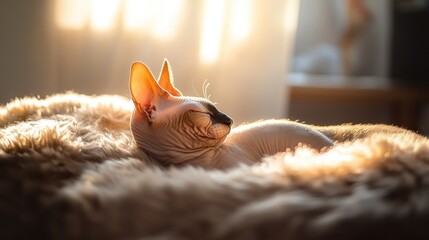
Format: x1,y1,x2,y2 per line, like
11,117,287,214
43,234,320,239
208,124,230,139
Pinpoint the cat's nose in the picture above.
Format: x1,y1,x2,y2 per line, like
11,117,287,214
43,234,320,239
222,117,233,127
213,113,233,127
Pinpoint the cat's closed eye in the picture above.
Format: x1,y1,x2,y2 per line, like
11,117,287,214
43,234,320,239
189,110,211,116
188,110,212,125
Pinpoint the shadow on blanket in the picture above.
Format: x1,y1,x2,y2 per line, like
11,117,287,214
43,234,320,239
1,92,429,240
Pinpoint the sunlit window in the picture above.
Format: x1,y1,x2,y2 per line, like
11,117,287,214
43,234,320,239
199,0,253,64
229,0,252,44
152,0,183,39
55,0,182,37
55,0,89,30
89,0,121,31
284,0,299,32
123,0,153,31
199,0,226,64
55,0,295,64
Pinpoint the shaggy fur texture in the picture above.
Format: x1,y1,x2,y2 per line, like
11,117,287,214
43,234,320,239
1,92,429,240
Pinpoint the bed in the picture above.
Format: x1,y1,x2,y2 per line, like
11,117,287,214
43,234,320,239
1,92,429,239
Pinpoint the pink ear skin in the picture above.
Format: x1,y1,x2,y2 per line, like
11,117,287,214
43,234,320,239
158,59,183,97
129,62,168,121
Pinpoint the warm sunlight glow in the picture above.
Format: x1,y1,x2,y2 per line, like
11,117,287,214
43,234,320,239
123,0,183,38
279,142,382,180
230,0,252,43
200,0,226,64
153,0,184,40
56,0,89,29
255,140,389,181
89,0,121,31
284,0,300,32
55,0,266,49
124,0,152,31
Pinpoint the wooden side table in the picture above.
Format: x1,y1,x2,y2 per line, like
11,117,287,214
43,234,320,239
288,73,429,131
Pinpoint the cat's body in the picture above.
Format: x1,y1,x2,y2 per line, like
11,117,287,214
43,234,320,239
130,60,417,169
132,113,333,169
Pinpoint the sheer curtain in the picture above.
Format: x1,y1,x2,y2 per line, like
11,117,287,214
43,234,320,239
0,0,300,124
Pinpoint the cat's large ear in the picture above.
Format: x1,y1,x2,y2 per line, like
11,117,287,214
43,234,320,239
158,59,182,96
130,62,168,121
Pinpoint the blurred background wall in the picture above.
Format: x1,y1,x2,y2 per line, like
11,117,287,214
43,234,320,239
293,0,390,77
0,0,428,133
0,1,57,100
0,0,299,125
288,0,429,135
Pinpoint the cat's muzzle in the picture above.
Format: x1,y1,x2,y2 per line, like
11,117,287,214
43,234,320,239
212,112,233,127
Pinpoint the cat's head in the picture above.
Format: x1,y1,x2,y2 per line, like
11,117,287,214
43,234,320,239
129,60,233,165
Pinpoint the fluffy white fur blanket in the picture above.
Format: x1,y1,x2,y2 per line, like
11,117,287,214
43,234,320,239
1,93,429,240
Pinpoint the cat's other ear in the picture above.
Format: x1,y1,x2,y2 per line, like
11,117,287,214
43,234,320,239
130,62,168,120
158,59,182,96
